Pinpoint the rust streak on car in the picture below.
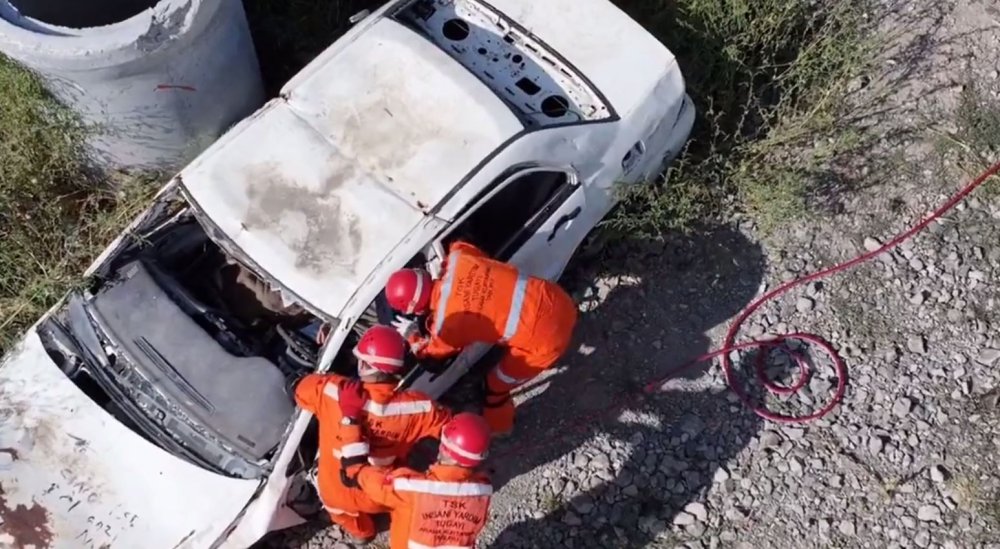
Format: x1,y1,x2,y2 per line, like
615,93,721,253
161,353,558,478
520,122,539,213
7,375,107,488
0,482,54,549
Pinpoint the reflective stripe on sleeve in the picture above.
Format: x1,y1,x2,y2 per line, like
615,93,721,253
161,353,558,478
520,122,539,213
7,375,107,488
368,455,396,467
393,478,493,497
332,449,394,467
339,442,369,458
501,272,529,341
432,251,462,334
323,384,339,400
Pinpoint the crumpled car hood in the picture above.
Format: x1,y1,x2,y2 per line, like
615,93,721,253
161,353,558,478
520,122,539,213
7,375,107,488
0,330,259,549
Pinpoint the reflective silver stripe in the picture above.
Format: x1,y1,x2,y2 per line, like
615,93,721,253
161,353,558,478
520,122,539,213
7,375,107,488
501,272,529,341
335,449,395,467
408,542,472,549
493,364,526,386
325,384,431,417
393,478,493,496
340,442,369,458
368,455,396,467
433,251,462,334
324,505,357,517
365,400,433,417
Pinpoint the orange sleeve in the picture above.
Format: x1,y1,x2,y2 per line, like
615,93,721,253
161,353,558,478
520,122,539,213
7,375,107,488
293,374,328,413
355,467,410,509
409,396,453,442
339,424,411,508
420,334,461,360
450,240,488,259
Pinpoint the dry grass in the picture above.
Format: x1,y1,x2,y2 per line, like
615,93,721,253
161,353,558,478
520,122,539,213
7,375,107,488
0,55,156,353
604,0,876,235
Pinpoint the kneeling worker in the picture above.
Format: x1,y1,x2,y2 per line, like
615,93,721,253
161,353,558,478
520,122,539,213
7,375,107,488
385,240,578,435
335,379,493,549
291,325,452,543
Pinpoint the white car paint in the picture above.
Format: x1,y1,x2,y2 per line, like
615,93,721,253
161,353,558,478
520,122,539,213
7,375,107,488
0,0,695,547
0,331,259,549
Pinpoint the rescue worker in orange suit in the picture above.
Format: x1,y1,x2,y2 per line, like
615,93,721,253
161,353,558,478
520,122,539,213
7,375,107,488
290,325,453,544
334,378,493,549
385,239,578,436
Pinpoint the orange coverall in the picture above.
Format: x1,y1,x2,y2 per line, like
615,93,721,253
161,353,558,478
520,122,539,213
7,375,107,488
294,374,452,539
409,240,578,433
338,422,492,549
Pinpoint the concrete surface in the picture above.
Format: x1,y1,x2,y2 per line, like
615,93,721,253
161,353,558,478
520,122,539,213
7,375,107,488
0,0,265,171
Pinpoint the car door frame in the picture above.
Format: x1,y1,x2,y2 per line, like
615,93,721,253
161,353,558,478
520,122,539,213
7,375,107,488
404,163,583,400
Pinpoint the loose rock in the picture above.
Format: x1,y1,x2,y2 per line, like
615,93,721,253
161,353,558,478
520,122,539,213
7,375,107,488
975,348,1000,366
917,505,941,523
685,502,709,522
907,335,928,355
673,512,696,526
893,397,914,417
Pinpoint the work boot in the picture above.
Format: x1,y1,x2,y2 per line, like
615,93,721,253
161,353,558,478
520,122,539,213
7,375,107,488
346,533,376,546
329,511,376,545
483,393,515,437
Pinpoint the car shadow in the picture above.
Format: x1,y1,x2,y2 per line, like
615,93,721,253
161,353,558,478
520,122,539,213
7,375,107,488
484,223,768,548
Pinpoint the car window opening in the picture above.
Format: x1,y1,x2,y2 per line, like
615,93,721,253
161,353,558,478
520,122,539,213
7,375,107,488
447,170,570,259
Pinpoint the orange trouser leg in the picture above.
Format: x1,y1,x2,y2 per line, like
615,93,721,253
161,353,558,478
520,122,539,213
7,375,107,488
484,346,564,434
484,283,577,434
318,475,384,539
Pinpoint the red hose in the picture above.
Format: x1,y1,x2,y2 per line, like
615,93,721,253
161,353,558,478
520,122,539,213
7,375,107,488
643,159,1000,423
490,160,1000,465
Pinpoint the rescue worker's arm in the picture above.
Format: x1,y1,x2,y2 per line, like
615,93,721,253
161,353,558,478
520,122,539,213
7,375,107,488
292,373,331,413
338,422,410,509
417,332,461,361
406,317,460,361
449,239,489,259
408,393,453,442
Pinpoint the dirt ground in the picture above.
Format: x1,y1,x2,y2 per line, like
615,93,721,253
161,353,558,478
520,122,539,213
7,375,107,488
267,1,1000,547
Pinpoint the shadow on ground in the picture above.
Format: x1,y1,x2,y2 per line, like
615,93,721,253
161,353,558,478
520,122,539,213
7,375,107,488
484,224,767,548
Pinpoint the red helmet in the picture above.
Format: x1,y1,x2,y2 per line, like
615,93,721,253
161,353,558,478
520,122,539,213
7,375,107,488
386,269,433,315
352,325,406,374
440,413,491,467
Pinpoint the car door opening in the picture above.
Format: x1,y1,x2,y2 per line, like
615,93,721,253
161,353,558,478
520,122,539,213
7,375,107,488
447,170,571,259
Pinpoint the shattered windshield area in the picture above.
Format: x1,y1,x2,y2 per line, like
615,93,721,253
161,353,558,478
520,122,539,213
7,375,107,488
37,194,332,478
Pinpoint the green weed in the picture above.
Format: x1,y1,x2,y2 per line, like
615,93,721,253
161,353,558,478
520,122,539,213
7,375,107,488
0,56,156,353
605,0,876,235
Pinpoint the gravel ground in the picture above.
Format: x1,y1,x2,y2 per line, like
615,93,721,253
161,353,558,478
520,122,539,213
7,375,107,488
267,1,1000,547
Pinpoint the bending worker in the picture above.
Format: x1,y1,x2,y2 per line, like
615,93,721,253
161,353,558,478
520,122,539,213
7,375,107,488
291,325,452,544
334,379,493,549
385,239,578,435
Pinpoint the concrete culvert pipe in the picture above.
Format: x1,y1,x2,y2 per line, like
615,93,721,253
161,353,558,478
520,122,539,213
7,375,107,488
0,0,265,171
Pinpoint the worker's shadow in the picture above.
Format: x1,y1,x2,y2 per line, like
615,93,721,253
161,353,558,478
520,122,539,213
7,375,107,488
485,224,768,548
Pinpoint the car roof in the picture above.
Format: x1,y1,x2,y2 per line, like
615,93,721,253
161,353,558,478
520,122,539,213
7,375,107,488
180,18,523,317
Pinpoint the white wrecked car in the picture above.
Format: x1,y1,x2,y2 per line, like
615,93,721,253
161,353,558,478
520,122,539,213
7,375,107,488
0,0,694,547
